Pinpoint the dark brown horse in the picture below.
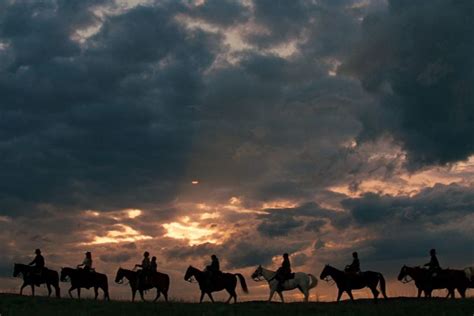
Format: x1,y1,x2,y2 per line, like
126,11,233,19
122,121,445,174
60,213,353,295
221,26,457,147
13,263,60,297
60,267,109,300
398,265,468,298
115,267,169,302
184,266,248,303
320,265,387,302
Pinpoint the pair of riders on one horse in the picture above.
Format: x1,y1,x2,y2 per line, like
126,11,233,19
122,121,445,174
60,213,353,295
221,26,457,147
134,251,158,286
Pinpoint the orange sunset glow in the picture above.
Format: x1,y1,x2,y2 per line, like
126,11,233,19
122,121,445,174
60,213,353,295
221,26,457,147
1,0,473,309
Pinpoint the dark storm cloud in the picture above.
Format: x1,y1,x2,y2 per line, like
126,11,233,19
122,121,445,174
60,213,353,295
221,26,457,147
342,183,474,226
0,0,221,215
343,0,474,168
99,252,133,263
186,0,250,27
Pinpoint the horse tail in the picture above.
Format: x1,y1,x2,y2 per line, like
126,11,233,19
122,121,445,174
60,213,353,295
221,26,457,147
378,273,388,298
235,273,249,293
308,274,318,290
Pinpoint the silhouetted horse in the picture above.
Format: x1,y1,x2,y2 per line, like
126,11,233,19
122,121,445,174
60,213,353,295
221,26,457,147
115,267,169,302
320,265,387,302
13,263,60,297
60,267,109,300
184,266,248,303
398,265,468,298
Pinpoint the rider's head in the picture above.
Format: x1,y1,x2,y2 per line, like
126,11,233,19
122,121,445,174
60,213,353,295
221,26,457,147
211,254,217,260
283,253,289,258
86,251,92,258
430,248,436,255
35,249,41,255
144,251,150,257
352,251,358,258
151,256,156,261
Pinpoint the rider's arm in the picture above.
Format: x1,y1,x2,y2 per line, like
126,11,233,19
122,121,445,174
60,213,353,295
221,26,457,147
28,258,36,266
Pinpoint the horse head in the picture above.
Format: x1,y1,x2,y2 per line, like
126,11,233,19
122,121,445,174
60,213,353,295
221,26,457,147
251,265,263,281
60,267,70,282
397,265,408,281
115,267,125,284
184,265,195,282
320,264,331,280
12,263,21,277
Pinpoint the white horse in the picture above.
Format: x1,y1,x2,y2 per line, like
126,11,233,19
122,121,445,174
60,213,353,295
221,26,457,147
251,265,318,302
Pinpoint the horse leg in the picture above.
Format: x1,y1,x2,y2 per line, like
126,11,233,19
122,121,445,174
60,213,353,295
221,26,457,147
277,291,284,303
336,289,343,302
371,286,379,301
268,289,275,302
139,289,145,301
199,291,205,303
68,286,75,298
31,284,35,297
94,287,99,300
347,290,354,302
417,288,422,298
47,283,52,297
20,282,28,295
153,288,161,302
207,292,215,303
77,287,81,299
163,290,168,303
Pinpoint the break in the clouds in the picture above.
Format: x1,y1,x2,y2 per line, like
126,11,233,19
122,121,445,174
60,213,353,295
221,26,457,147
1,0,473,301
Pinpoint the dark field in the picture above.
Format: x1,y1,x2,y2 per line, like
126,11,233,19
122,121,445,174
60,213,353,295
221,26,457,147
0,294,473,316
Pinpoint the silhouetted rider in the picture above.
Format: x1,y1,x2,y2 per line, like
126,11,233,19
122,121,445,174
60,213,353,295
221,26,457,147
345,252,361,274
275,253,292,290
424,249,441,276
206,255,220,274
28,249,45,277
77,251,94,272
205,254,221,286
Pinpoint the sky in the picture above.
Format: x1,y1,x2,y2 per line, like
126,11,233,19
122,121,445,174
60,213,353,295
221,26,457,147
0,0,473,301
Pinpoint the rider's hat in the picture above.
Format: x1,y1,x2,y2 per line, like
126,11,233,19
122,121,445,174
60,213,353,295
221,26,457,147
144,251,150,257
35,249,41,254
211,254,217,259
85,251,91,256
352,251,358,257
430,248,436,254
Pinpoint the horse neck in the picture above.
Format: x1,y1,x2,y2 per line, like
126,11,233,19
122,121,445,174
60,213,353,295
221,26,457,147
190,267,205,281
327,266,344,280
261,267,277,280
123,269,136,280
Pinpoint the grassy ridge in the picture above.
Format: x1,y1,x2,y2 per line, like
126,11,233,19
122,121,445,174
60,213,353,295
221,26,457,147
0,294,472,316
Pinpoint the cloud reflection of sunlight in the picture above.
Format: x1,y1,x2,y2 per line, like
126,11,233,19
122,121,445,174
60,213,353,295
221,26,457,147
85,224,152,245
